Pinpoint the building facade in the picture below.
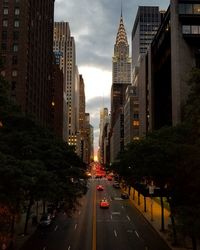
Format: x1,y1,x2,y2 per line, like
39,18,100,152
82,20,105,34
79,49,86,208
110,12,131,162
53,22,77,143
124,85,139,146
131,6,161,70
99,107,109,164
0,0,55,127
138,0,200,135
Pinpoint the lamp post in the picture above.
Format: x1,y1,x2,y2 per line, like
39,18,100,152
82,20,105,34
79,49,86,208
149,181,155,221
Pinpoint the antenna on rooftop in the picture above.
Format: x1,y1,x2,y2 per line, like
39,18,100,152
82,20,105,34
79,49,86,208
121,0,123,17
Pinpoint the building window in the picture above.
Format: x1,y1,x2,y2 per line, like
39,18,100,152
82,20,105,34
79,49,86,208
191,26,199,34
193,4,200,14
13,31,19,40
2,30,7,40
12,70,18,77
3,8,8,15
1,56,6,65
182,25,191,34
12,56,18,65
14,8,20,15
13,44,18,52
14,20,19,27
133,120,139,126
3,20,8,27
1,71,6,77
11,81,17,90
1,43,7,51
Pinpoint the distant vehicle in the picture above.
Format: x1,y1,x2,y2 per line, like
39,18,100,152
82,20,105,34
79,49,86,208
100,199,109,208
97,185,104,191
95,174,102,179
121,192,129,199
39,214,52,227
113,182,120,189
107,176,112,181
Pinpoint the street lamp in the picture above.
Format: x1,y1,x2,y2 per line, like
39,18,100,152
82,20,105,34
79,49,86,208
149,181,155,221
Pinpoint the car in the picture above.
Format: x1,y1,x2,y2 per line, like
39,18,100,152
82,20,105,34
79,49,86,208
100,199,109,208
113,182,120,189
39,214,52,227
121,192,129,199
97,185,104,191
107,176,112,181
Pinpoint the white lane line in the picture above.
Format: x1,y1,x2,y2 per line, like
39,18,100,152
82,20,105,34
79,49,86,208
54,225,58,231
121,205,124,209
78,211,81,215
114,229,118,237
112,212,120,215
110,215,113,220
74,223,77,230
126,215,130,221
67,246,71,250
135,230,140,238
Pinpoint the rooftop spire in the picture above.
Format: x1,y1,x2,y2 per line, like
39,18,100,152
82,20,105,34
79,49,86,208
115,6,128,47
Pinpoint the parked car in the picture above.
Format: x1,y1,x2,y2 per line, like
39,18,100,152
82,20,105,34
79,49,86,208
113,182,120,189
39,214,52,227
121,192,129,199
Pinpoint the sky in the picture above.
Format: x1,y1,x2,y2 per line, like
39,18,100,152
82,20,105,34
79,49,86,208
54,0,170,156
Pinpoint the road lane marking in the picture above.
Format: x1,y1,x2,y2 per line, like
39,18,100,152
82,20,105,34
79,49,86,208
54,225,58,231
67,246,71,250
126,215,130,221
74,223,77,230
92,189,96,250
78,211,81,215
112,212,120,215
121,205,124,209
110,215,113,220
135,230,140,238
114,230,118,237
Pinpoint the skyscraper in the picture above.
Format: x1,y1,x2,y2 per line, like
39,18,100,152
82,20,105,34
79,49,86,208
131,6,161,70
53,22,77,143
110,11,131,162
0,0,55,127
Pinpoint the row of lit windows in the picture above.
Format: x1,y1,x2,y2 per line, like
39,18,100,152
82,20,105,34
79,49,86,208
1,43,18,52
182,25,200,35
1,70,18,77
179,4,200,15
2,20,20,27
3,8,20,15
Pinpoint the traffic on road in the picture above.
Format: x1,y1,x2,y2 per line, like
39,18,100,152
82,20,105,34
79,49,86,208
20,163,171,250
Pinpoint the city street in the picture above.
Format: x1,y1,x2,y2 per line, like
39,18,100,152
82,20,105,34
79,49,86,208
20,178,171,250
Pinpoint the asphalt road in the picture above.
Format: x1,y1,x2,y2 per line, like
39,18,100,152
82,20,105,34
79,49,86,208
20,177,171,250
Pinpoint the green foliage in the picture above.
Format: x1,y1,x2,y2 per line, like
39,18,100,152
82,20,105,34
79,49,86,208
0,71,88,225
112,68,200,243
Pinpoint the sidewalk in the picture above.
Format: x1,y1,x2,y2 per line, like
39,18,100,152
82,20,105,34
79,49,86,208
125,187,194,250
13,201,44,250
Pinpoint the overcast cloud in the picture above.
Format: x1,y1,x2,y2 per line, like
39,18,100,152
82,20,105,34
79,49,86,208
54,0,170,154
